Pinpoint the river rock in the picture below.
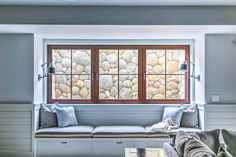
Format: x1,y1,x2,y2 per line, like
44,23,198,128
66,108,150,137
99,75,113,90
167,61,178,73
120,88,133,98
80,87,88,98
61,58,71,68
106,54,118,64
73,51,90,66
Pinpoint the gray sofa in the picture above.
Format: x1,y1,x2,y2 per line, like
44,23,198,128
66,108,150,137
163,129,222,157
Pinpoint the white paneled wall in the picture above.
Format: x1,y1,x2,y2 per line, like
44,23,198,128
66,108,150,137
205,104,236,131
0,104,33,157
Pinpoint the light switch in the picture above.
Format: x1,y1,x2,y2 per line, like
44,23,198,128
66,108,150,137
212,95,220,103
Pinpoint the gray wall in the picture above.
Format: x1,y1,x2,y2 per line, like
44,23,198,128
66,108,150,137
0,34,34,103
205,34,236,103
0,6,236,25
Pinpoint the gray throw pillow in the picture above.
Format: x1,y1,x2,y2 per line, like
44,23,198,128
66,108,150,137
174,131,193,156
222,129,236,157
193,129,220,154
180,105,199,128
162,107,184,127
39,104,57,129
217,145,233,157
184,137,216,157
56,106,78,128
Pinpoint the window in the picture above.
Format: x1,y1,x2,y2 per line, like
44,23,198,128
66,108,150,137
47,45,190,104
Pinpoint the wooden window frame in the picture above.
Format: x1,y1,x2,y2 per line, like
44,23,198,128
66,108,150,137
47,45,190,104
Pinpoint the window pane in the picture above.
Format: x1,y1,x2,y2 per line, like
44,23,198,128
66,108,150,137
146,75,165,99
52,49,71,74
119,50,138,74
72,75,91,99
166,49,185,74
119,75,138,99
72,50,91,74
146,50,165,74
166,75,185,99
52,75,71,99
99,50,118,74
99,75,118,99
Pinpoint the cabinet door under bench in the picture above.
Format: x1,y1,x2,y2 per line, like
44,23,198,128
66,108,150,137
36,138,91,157
92,139,146,156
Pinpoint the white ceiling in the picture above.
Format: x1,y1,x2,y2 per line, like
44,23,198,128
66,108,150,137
0,0,236,6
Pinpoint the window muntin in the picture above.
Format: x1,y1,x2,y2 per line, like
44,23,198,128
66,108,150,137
48,45,190,104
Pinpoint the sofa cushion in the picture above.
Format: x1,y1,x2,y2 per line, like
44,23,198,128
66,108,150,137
39,104,57,129
35,126,93,138
222,129,236,156
162,107,184,127
180,105,199,128
193,129,220,154
184,137,216,157
92,126,146,138
56,106,78,127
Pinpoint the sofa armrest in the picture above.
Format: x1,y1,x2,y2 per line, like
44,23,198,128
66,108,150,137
163,143,180,157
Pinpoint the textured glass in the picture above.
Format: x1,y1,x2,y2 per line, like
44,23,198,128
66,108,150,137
146,75,165,99
166,49,185,74
119,75,138,99
52,49,71,74
119,50,138,74
146,50,165,74
166,75,185,99
72,50,91,74
99,75,118,99
52,75,71,99
99,50,118,74
72,75,91,99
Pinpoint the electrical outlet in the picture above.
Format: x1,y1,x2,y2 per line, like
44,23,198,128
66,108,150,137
212,95,220,103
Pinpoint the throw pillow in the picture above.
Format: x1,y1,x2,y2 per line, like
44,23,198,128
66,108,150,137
56,106,78,127
180,105,199,128
39,104,57,129
222,129,236,157
184,137,216,157
174,130,193,156
217,145,233,157
162,107,184,127
193,129,220,154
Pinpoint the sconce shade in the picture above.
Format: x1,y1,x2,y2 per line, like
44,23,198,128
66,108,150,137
179,62,188,72
47,66,55,74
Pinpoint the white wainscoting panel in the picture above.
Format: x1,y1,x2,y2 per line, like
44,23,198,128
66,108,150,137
0,104,33,157
205,104,236,131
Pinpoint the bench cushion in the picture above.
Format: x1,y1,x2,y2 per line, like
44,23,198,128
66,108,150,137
92,126,146,138
35,126,94,138
145,126,201,138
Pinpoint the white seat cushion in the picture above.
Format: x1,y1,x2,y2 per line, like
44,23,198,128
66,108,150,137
35,125,94,138
92,126,146,138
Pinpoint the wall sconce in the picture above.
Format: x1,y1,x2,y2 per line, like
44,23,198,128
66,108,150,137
179,60,200,81
38,62,55,81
